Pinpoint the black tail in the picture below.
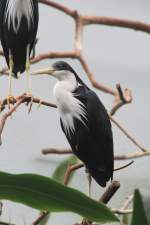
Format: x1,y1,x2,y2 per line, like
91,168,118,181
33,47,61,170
88,166,113,187
12,64,25,78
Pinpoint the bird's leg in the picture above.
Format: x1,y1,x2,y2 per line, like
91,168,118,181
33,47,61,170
25,44,34,113
64,163,84,185
7,51,14,108
87,173,92,197
85,168,92,197
25,44,31,96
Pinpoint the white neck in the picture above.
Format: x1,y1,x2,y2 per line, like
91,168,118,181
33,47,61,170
5,0,34,32
53,73,87,135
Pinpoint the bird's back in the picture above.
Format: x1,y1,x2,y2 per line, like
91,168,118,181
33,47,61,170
60,85,114,187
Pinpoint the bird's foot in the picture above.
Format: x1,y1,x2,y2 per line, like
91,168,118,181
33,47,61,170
0,100,4,112
7,95,16,109
25,93,34,114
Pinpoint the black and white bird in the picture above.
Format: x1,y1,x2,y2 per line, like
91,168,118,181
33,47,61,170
0,0,39,95
33,61,114,187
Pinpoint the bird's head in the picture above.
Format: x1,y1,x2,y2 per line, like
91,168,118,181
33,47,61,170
32,61,86,86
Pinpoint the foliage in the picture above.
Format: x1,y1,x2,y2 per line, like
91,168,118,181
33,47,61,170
0,171,118,224
39,155,78,225
131,190,149,225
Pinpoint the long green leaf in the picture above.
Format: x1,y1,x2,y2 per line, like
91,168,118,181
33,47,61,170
142,195,150,224
131,190,148,225
39,155,78,225
0,171,118,224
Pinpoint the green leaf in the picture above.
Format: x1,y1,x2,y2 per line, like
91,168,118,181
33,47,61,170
39,155,78,225
0,171,118,224
142,195,150,224
131,190,149,225
53,155,78,183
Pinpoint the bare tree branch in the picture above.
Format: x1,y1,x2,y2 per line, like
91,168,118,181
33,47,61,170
112,208,132,215
115,150,150,160
82,16,150,34
42,148,72,155
100,181,120,203
0,94,57,113
0,94,26,143
0,201,3,216
31,211,49,225
109,116,147,152
110,84,132,115
41,147,150,161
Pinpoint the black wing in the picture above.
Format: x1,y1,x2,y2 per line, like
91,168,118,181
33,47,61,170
60,86,114,187
0,0,7,40
86,89,114,186
30,0,39,56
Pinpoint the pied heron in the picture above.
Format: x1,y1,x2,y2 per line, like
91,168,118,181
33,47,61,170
0,0,39,96
33,61,114,187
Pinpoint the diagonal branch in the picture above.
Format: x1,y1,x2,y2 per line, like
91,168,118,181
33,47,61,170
0,94,26,142
39,0,76,18
31,211,49,225
109,116,147,152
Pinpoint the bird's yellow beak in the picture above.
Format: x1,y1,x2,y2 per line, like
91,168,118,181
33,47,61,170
32,66,55,76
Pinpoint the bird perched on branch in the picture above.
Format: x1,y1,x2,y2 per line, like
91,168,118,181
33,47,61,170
0,0,39,97
33,61,114,187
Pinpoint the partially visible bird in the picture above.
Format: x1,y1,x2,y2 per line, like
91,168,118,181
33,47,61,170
0,0,39,96
33,61,114,187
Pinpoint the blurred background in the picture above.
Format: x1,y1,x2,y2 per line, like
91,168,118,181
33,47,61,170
0,0,150,224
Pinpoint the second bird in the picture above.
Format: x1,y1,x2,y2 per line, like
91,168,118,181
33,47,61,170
0,0,39,94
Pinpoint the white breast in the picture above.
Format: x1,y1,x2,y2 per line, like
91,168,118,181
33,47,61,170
54,81,87,136
5,0,34,32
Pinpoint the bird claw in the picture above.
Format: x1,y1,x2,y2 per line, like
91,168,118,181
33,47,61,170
7,95,15,109
0,101,3,112
25,94,34,114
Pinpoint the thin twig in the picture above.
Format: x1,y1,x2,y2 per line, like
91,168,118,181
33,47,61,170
64,163,84,185
110,84,132,115
115,150,150,160
109,115,147,152
40,0,150,34
0,201,3,216
31,211,49,225
120,194,133,210
112,208,132,215
0,94,26,141
42,148,72,155
39,0,76,18
0,94,57,112
41,147,150,161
